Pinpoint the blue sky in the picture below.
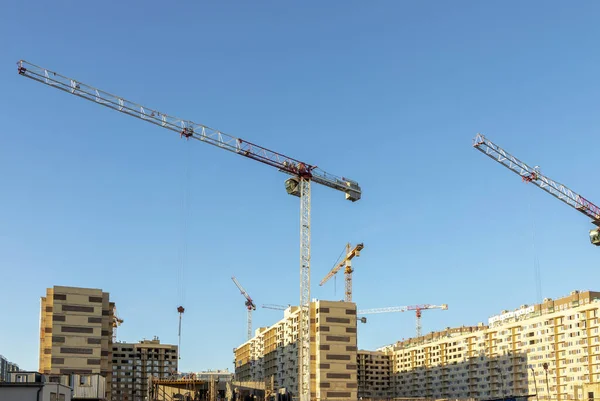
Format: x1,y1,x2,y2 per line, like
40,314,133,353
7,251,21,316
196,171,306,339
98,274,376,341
1,2,599,372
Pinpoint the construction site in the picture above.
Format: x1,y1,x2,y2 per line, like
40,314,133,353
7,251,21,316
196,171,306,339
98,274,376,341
4,15,600,401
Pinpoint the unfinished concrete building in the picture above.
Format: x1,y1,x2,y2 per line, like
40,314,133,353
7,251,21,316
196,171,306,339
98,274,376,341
357,350,392,399
234,300,358,400
39,286,113,400
111,337,178,401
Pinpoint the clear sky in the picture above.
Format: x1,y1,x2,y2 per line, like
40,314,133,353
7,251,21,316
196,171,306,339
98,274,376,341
1,1,599,373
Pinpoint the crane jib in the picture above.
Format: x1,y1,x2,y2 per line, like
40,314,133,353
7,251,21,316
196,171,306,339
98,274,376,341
473,134,600,223
17,60,361,201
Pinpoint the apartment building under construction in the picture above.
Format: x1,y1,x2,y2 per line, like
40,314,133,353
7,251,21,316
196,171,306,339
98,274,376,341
39,285,114,400
368,290,600,401
357,350,392,399
112,337,178,401
234,300,358,401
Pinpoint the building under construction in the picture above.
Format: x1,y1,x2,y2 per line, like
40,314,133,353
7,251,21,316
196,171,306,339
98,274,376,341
234,300,358,400
112,337,178,401
373,290,600,401
39,286,114,400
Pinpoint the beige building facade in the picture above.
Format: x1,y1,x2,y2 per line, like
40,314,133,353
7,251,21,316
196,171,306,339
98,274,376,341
39,286,113,400
111,337,177,401
374,290,600,401
234,300,358,401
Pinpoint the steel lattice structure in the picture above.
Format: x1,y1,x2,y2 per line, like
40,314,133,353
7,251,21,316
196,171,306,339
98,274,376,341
358,304,448,338
262,304,289,311
473,133,600,225
319,243,364,302
298,178,311,401
231,276,256,340
18,60,362,401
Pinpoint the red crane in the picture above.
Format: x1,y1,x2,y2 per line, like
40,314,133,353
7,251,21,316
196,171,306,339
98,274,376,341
473,134,600,245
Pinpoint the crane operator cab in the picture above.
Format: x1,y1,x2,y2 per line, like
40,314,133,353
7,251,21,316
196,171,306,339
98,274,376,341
590,228,600,246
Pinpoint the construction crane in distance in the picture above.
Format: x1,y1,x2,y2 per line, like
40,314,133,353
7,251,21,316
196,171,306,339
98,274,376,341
112,305,123,343
262,304,290,311
320,243,364,302
358,304,449,338
473,133,600,246
18,60,362,401
177,306,185,360
232,276,256,340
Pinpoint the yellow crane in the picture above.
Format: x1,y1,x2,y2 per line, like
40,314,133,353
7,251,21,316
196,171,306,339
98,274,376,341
319,243,364,302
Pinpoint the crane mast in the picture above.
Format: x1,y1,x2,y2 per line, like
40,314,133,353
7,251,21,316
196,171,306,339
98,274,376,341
19,60,362,401
231,276,256,340
358,304,448,337
319,243,364,302
473,133,600,245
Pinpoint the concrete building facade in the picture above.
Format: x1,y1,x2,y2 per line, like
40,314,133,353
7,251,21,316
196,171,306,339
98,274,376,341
234,300,358,401
0,355,20,382
374,290,600,401
0,371,72,401
39,286,114,400
111,337,178,401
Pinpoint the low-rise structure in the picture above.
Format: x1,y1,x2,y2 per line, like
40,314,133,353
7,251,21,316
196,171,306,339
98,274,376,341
0,355,20,382
0,371,71,401
49,373,107,400
193,369,234,382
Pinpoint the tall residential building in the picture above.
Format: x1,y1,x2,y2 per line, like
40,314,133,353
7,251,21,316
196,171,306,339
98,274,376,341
39,286,114,400
234,300,358,401
0,355,20,382
111,337,178,401
373,290,600,401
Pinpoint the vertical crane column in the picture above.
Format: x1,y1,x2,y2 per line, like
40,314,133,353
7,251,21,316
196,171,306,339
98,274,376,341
299,178,311,401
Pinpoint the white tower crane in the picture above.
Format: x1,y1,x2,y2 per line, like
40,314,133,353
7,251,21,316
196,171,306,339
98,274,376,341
358,304,448,338
18,60,361,401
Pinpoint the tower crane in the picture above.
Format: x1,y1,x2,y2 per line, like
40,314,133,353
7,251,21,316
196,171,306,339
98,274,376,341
18,60,362,401
358,304,448,338
262,304,290,311
177,306,185,360
473,133,600,246
319,243,364,302
231,276,256,340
